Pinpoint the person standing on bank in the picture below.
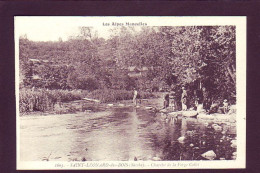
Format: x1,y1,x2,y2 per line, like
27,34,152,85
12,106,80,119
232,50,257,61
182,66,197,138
194,90,199,109
169,91,176,111
202,87,210,112
163,92,170,109
181,87,188,111
133,88,138,106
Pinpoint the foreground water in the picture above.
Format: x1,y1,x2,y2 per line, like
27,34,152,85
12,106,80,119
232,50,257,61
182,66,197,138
20,107,236,161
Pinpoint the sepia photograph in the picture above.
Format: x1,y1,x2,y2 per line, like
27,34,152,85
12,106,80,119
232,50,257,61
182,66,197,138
15,16,246,169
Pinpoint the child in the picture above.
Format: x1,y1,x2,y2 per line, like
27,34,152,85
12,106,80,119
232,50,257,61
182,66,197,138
163,92,170,109
181,87,188,111
133,88,138,106
194,90,199,109
223,99,229,114
169,93,176,111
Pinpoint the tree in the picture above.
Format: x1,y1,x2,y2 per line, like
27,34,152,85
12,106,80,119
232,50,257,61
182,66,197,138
200,26,236,102
167,26,236,102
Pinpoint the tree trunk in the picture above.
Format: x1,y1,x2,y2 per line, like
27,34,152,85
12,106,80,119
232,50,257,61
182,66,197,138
227,66,236,83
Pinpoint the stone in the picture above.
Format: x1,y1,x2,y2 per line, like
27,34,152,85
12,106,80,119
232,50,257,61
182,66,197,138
182,111,198,117
228,105,236,115
201,150,216,160
152,156,162,161
197,104,204,113
178,136,185,143
168,112,178,116
213,125,222,132
231,155,237,160
160,109,167,113
212,124,218,128
231,140,237,148
145,106,153,110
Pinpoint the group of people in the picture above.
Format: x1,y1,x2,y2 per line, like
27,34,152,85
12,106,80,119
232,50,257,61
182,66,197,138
133,86,230,114
163,86,230,114
163,86,211,112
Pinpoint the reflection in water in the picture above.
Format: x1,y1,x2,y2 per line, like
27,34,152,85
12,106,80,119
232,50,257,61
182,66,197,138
20,107,236,161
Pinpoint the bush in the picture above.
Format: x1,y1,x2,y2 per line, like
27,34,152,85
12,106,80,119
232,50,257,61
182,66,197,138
19,88,85,113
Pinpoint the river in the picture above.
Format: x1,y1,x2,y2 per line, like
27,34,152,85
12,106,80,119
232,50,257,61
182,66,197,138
20,106,236,161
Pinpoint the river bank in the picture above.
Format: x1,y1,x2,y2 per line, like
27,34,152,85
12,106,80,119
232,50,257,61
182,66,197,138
19,95,237,128
19,88,158,115
20,91,236,126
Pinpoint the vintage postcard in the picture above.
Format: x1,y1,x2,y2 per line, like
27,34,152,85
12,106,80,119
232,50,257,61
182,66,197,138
15,16,246,169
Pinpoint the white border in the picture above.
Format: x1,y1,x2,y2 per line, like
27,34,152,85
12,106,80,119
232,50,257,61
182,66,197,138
15,16,246,170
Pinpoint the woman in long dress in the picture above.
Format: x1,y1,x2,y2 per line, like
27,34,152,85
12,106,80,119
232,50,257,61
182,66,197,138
181,87,188,111
133,88,138,106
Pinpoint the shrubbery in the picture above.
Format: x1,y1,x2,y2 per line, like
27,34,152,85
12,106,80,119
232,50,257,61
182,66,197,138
19,89,85,113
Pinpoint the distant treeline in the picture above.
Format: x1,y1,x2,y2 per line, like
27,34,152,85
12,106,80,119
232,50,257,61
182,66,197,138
19,26,236,103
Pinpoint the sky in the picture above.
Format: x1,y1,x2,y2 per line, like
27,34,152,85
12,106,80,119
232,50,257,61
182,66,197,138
15,17,113,41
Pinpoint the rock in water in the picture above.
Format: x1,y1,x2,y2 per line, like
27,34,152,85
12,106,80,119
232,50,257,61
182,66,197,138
231,139,237,144
177,136,185,143
145,106,153,110
201,150,216,160
231,155,237,160
152,157,161,161
212,124,222,132
231,140,237,148
160,109,167,113
211,124,218,128
197,104,204,113
182,111,198,117
213,125,222,132
228,105,236,115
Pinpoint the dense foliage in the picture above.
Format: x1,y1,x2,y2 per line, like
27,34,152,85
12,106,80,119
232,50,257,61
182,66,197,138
20,26,236,105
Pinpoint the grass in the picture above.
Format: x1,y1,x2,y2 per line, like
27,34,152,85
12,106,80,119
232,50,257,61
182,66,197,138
19,88,84,113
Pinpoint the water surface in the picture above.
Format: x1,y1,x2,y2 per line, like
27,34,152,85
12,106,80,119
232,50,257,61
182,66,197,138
20,107,236,161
